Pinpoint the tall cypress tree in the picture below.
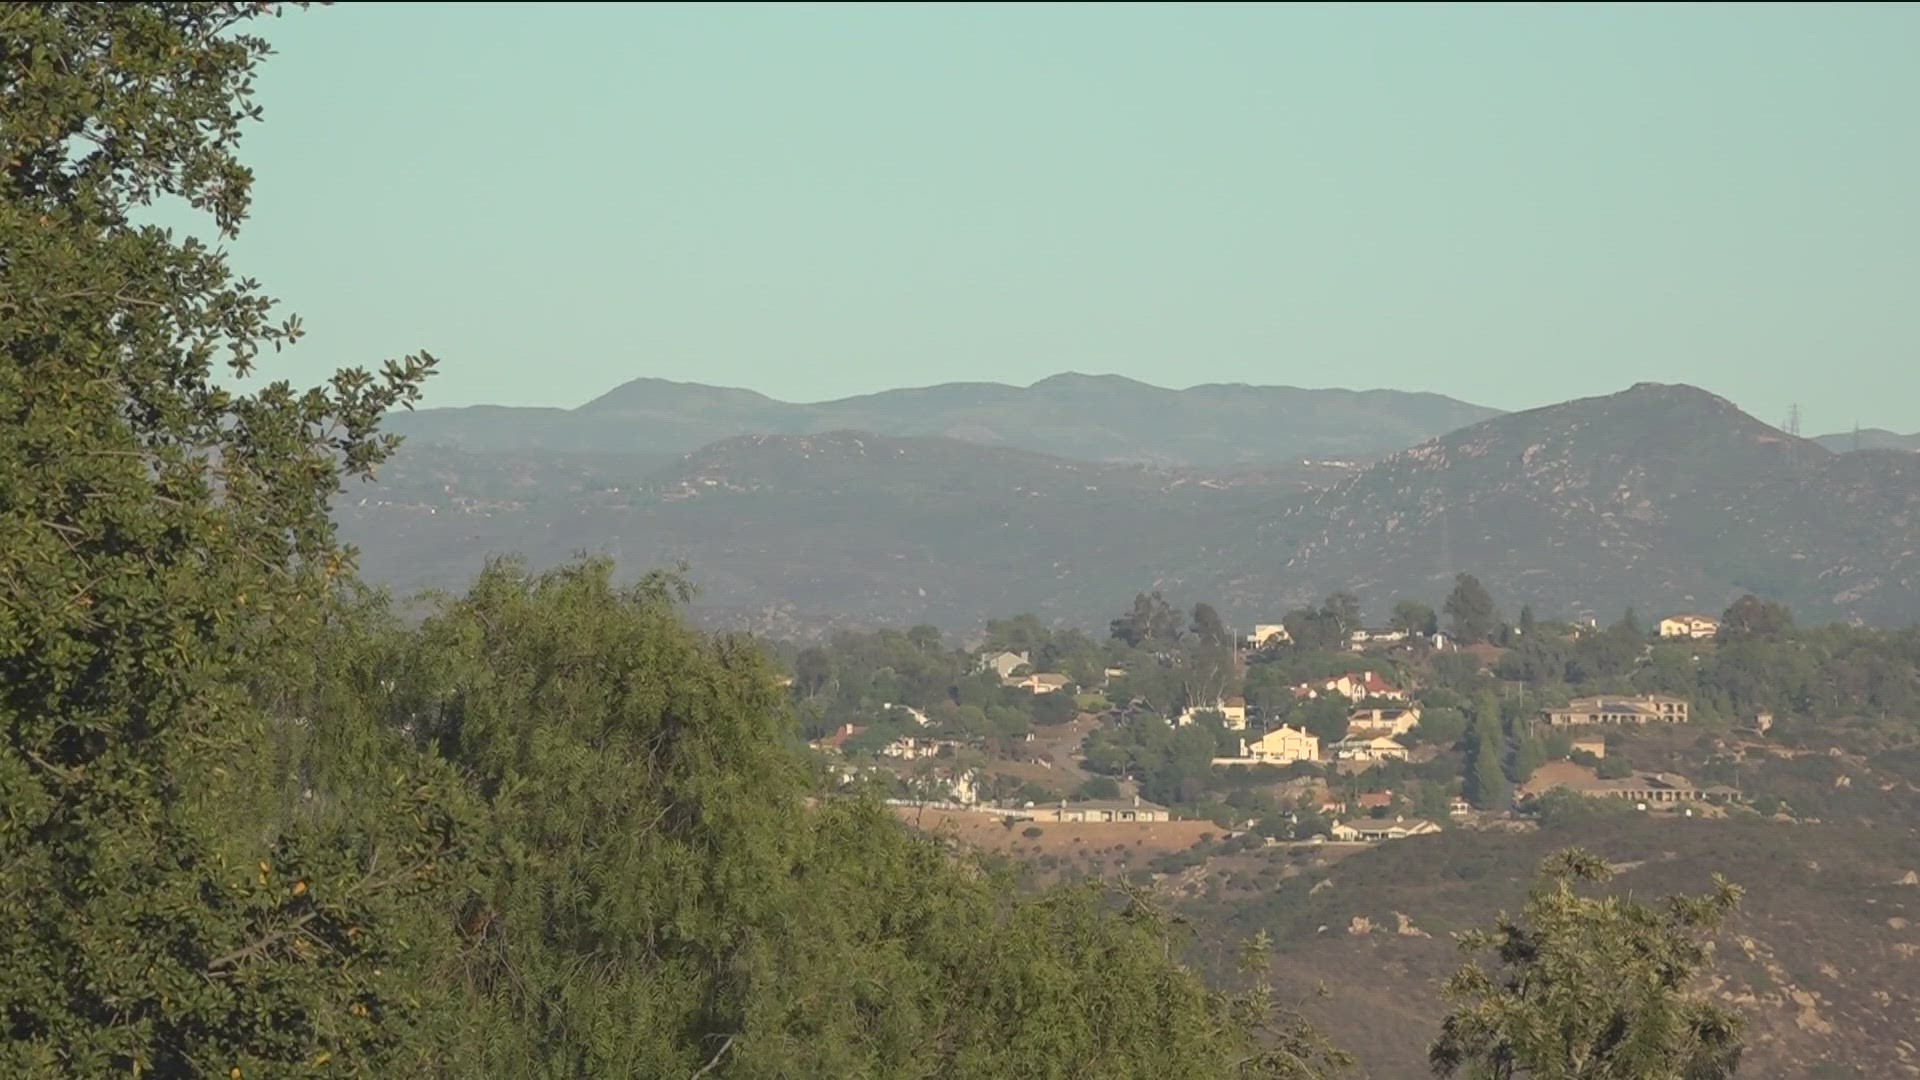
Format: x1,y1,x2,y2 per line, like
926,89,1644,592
1465,714,1510,810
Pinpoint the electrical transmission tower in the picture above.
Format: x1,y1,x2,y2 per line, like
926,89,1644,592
1785,403,1801,437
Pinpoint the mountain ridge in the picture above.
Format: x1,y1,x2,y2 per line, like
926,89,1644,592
384,371,1501,466
1227,382,1913,623
339,380,1920,632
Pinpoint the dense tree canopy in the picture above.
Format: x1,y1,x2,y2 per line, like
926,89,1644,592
2,4,452,1074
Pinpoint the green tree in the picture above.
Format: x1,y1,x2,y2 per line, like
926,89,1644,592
1430,850,1744,1080
1444,574,1500,644
1283,606,1346,651
1518,604,1537,636
1414,706,1471,748
1393,600,1440,636
1190,601,1230,646
1031,686,1077,725
1296,695,1352,745
1323,590,1364,635
0,5,468,1075
1110,590,1183,648
1509,734,1547,785
1719,594,1793,643
795,645,833,695
983,612,1051,652
1465,716,1509,810
1243,664,1298,715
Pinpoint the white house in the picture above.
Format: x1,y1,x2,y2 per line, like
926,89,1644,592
1658,614,1720,640
1006,672,1071,695
1214,725,1319,766
980,650,1032,680
1346,705,1422,736
1330,733,1410,764
1330,816,1441,842
880,736,957,761
1176,697,1249,731
1246,623,1292,648
1348,628,1410,649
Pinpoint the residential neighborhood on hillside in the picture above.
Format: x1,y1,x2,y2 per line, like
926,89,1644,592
789,583,1837,849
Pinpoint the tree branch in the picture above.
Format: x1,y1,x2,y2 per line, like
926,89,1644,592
690,1034,737,1079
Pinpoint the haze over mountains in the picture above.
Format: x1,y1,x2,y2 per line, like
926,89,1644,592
343,375,1920,632
384,373,1499,466
1814,428,1920,453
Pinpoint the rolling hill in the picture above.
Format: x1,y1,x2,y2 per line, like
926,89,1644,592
381,372,1500,466
1229,383,1920,624
338,382,1920,632
339,433,1343,634
1816,428,1920,454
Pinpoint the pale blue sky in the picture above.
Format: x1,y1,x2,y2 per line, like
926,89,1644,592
219,2,1918,432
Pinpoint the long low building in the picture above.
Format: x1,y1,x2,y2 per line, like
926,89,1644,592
1330,817,1441,842
1044,796,1171,823
1541,694,1689,726
1520,762,1738,804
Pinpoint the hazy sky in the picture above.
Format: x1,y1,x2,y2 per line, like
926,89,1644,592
218,2,1918,432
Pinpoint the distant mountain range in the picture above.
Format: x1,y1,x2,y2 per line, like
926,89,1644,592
1814,428,1920,453
383,372,1500,466
340,380,1920,632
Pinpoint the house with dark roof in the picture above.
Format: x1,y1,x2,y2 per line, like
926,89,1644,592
1541,694,1689,727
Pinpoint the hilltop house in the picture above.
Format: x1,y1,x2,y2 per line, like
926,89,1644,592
1330,733,1410,764
980,650,1032,680
1247,623,1292,649
1658,614,1720,640
883,702,932,727
1541,694,1690,727
1293,671,1408,702
880,736,957,761
1330,817,1441,842
1348,628,1410,649
1519,761,1738,805
810,723,866,754
1354,791,1396,812
1006,672,1071,695
1046,795,1170,823
1215,725,1319,766
1346,705,1422,736
1176,697,1249,731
